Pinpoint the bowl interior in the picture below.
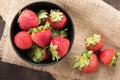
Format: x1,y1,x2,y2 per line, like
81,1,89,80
10,1,74,66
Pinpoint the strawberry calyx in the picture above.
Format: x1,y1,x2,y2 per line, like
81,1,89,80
49,43,60,61
85,34,101,46
37,9,48,24
73,50,93,70
50,9,63,22
28,44,48,63
28,21,50,34
52,28,68,38
109,51,120,66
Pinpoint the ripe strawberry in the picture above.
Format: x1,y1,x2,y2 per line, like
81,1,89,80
74,50,99,73
18,9,39,31
47,9,67,29
29,22,52,48
99,48,120,67
85,34,103,51
14,31,33,49
28,44,50,62
50,37,70,61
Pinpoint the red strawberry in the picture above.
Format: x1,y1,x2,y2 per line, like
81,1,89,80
74,50,99,73
14,31,33,49
31,29,52,48
50,37,70,61
18,9,39,31
29,22,52,48
47,9,67,29
28,44,50,62
99,48,120,67
85,34,103,51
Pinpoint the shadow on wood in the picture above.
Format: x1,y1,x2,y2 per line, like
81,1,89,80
0,61,56,80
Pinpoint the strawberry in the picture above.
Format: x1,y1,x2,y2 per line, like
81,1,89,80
28,44,50,62
18,9,39,31
50,37,70,61
85,34,103,51
37,9,48,24
99,48,120,67
47,9,67,29
14,31,33,49
29,22,52,48
74,50,99,73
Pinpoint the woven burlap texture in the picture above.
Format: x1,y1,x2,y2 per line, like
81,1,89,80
1,0,120,80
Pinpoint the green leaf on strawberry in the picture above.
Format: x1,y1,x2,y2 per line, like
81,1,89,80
28,21,50,34
50,9,63,22
85,34,101,46
52,28,68,38
37,9,48,24
73,50,93,70
109,51,120,66
49,43,60,61
28,44,49,63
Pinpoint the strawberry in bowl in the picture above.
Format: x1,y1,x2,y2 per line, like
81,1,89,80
10,2,74,66
47,9,67,29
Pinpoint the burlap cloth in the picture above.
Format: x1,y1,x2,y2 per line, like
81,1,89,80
1,0,120,80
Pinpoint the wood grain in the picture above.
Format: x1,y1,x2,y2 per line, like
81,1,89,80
104,0,120,10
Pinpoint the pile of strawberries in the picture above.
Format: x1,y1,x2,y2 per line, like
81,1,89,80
73,34,120,73
14,9,70,63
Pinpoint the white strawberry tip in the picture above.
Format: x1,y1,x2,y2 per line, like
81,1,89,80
85,34,101,46
49,43,60,61
73,50,93,70
109,51,120,66
50,9,63,22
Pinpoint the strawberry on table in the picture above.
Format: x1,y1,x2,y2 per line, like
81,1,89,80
14,31,33,50
18,9,39,31
29,22,52,48
85,34,103,51
28,44,50,63
47,9,67,29
73,50,99,73
99,48,120,67
50,37,70,61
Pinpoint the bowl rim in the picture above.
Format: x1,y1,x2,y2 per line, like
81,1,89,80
10,1,74,66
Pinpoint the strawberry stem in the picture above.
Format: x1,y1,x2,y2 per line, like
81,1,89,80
73,50,93,69
28,44,46,63
116,51,120,57
52,28,68,38
37,9,48,24
49,43,60,61
50,9,63,22
43,21,50,29
85,34,101,46
28,22,50,34
110,55,116,66
109,51,120,66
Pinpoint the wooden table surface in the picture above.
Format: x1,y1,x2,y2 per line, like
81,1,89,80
0,0,120,80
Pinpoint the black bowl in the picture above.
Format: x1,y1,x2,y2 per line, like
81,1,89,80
10,1,74,66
